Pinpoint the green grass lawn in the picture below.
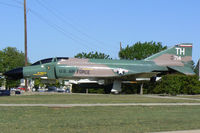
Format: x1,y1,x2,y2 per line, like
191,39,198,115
0,94,200,104
177,95,200,99
1,94,200,133
0,106,200,133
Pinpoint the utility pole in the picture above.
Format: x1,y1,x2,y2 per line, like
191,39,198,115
120,42,122,51
198,59,200,81
24,0,28,91
140,83,143,95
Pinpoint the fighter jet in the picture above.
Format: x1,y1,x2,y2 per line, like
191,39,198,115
4,43,198,92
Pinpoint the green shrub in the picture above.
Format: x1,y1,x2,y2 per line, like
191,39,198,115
72,84,109,94
153,74,200,95
72,74,200,95
122,84,140,94
88,88,105,94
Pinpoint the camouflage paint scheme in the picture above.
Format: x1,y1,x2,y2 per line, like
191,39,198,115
23,43,194,79
4,43,198,91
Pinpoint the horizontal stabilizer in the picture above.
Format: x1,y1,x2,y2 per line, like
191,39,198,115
116,72,159,81
168,66,195,75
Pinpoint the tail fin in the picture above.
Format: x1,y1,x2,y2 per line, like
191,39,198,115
145,43,192,66
145,43,194,75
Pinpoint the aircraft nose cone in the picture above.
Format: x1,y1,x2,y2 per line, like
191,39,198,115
4,67,23,79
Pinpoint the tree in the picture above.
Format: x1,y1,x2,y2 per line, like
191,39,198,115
75,51,111,59
0,47,26,73
34,79,45,90
0,47,28,88
119,41,167,60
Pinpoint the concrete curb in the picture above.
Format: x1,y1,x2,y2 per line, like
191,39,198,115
1,103,200,107
151,129,200,133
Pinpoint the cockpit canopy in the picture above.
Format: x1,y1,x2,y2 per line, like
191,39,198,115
31,57,69,66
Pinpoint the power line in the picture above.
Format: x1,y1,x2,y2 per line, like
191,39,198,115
29,9,95,50
35,0,111,53
12,0,23,5
0,1,96,51
0,1,22,8
1,0,116,55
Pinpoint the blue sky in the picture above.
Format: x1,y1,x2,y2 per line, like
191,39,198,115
0,0,200,64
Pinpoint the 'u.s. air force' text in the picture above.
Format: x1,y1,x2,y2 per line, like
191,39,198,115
59,69,90,75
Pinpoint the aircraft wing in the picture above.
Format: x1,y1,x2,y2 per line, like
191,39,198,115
107,72,159,81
